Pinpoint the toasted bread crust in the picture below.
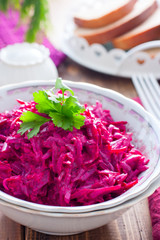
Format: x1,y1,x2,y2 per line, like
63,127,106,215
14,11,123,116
75,0,158,45
74,0,137,28
112,25,160,50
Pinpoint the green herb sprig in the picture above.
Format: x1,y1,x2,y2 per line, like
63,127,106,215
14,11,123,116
0,0,48,42
18,78,86,139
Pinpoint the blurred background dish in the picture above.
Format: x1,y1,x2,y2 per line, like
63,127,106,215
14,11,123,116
59,0,160,78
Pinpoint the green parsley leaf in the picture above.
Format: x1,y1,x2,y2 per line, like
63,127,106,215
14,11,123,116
18,112,49,139
33,90,62,113
49,112,73,131
62,96,85,117
33,91,55,113
44,89,60,103
55,78,74,96
73,114,86,129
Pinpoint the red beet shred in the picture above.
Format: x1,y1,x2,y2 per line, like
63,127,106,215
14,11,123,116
0,100,149,206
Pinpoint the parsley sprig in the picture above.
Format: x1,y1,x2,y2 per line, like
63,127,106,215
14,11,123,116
18,78,86,139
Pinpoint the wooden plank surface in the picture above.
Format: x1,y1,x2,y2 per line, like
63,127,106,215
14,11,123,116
0,211,23,240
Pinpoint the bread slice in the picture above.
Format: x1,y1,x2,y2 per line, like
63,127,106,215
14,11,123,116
74,0,137,28
112,8,160,50
74,0,158,45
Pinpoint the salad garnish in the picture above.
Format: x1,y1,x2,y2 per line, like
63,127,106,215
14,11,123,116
18,78,85,139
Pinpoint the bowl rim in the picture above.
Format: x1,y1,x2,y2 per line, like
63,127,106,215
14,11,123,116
0,79,160,213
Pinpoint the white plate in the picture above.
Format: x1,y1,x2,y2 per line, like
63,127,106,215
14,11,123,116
61,0,160,78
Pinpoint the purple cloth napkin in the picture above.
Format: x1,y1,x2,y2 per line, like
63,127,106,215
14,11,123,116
0,9,66,66
148,190,160,240
133,97,160,240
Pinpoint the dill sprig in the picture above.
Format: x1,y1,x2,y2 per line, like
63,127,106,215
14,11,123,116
0,0,49,42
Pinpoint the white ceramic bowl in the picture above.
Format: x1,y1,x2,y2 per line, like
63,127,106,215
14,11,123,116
0,176,159,235
0,80,160,214
0,80,160,235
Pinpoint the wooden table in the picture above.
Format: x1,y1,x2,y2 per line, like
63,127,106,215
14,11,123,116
0,57,153,240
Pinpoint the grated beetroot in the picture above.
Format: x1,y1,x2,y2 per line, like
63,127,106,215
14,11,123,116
0,100,149,206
